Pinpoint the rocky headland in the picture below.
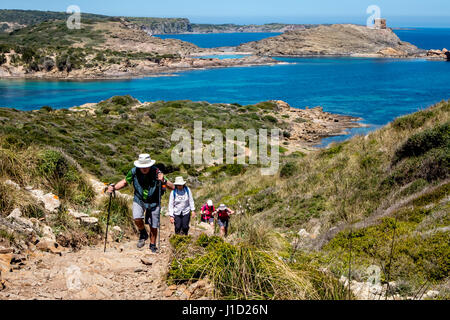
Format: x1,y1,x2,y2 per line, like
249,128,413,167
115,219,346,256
237,24,424,57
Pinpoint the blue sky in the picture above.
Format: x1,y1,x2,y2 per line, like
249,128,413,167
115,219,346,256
1,0,450,27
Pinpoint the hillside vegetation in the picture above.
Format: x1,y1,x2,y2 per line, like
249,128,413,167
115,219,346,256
0,9,109,26
1,98,448,299
189,100,449,299
0,19,195,77
0,97,291,184
0,9,311,35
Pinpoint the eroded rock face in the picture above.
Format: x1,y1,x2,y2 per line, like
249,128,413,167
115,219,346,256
378,47,407,57
426,48,450,60
238,24,421,57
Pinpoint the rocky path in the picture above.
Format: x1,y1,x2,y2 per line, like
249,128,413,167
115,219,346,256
0,217,211,300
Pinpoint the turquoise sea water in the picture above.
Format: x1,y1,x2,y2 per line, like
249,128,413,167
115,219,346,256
155,32,282,48
0,29,449,145
194,54,250,59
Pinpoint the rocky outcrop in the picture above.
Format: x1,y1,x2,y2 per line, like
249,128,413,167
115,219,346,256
426,48,450,60
237,24,422,57
25,187,61,213
0,53,281,80
269,100,364,151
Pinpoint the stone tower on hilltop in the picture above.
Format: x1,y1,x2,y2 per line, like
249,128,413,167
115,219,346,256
374,18,387,29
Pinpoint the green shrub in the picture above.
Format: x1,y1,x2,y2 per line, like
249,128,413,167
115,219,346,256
412,182,450,207
264,115,277,123
320,143,345,158
280,161,297,178
394,122,449,163
223,164,246,176
196,233,223,248
110,95,138,106
22,203,46,219
0,182,15,216
37,149,69,179
40,106,53,112
98,195,132,230
325,218,450,284
392,109,436,131
36,149,94,205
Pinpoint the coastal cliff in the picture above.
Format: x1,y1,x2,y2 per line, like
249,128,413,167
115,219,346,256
237,24,423,57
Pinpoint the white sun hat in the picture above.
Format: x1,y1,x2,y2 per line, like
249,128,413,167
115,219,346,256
207,200,213,206
174,176,187,186
218,204,227,210
134,154,156,168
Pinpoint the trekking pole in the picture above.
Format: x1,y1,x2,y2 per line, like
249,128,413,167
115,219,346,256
158,180,162,254
104,184,115,253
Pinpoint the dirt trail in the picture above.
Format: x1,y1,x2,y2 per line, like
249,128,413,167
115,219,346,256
0,217,207,300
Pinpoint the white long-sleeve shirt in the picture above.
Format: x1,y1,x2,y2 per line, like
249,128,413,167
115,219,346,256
168,187,195,217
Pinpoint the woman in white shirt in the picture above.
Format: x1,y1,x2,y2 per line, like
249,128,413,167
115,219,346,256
168,176,196,235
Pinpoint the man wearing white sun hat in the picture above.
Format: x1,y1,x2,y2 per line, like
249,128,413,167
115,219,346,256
168,176,196,235
108,154,174,252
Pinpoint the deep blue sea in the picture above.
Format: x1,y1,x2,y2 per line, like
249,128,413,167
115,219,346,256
393,28,450,50
1,29,449,145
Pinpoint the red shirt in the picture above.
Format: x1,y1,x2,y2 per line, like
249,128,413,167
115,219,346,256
201,204,215,218
217,208,232,219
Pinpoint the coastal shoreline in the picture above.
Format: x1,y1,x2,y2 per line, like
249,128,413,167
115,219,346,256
0,56,285,81
0,52,445,81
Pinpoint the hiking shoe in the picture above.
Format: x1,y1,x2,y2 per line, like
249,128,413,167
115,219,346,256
137,230,148,249
150,243,157,253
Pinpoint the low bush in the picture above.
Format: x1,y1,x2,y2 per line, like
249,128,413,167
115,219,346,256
280,161,297,178
392,109,436,131
393,122,449,163
98,195,133,231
